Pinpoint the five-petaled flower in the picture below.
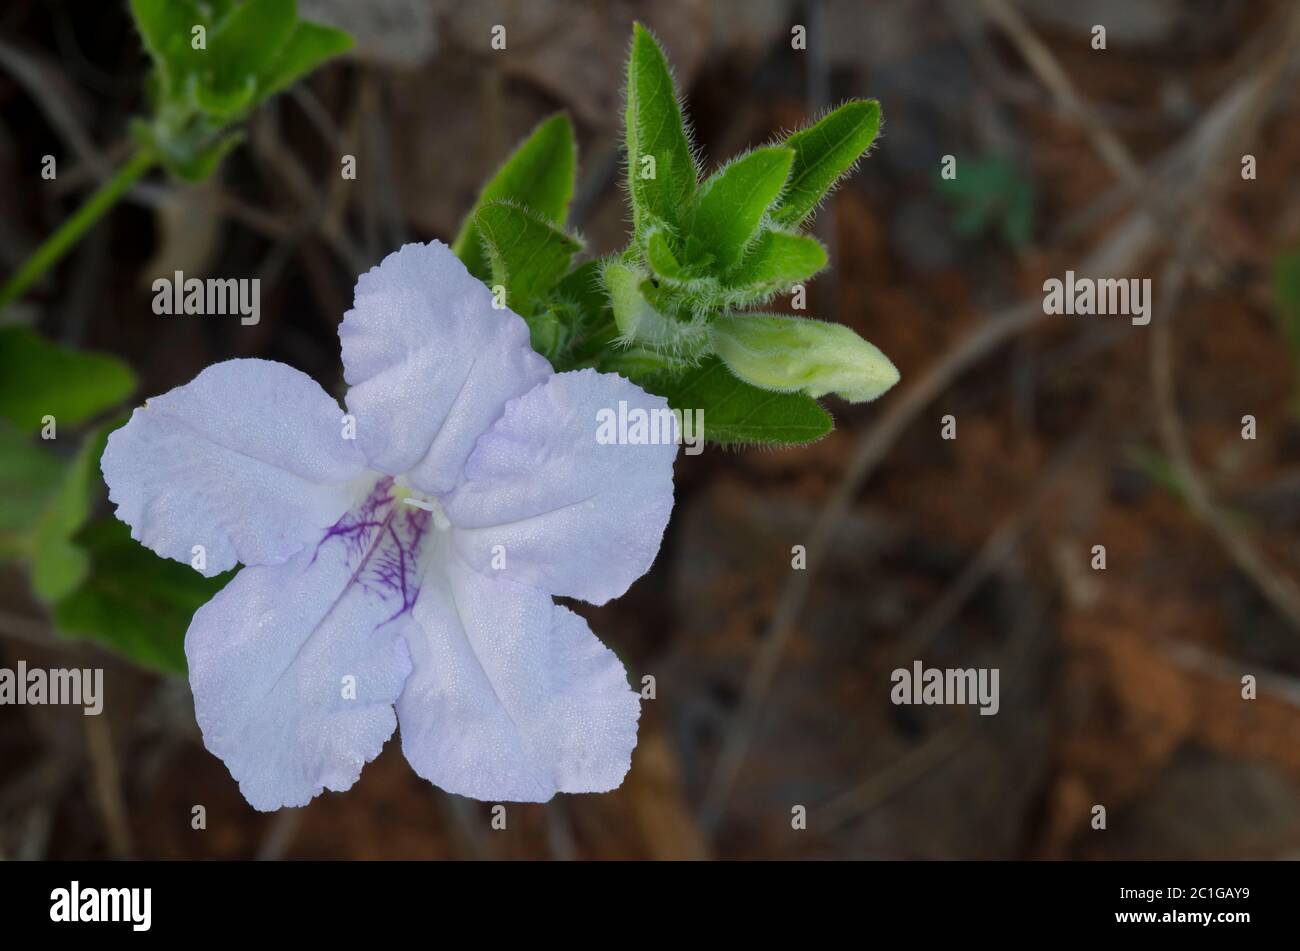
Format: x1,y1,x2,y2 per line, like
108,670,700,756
102,241,676,810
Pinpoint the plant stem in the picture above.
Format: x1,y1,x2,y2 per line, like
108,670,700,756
0,148,157,309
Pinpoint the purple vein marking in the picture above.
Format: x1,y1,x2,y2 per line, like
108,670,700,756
311,476,430,623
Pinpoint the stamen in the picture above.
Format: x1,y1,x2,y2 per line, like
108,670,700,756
402,494,451,531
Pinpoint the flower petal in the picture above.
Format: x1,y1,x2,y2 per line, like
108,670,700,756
102,358,366,576
186,477,427,811
397,551,640,802
445,368,677,604
339,240,551,495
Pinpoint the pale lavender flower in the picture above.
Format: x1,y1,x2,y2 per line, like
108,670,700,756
102,241,676,810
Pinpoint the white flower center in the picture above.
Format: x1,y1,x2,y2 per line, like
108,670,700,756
396,486,451,531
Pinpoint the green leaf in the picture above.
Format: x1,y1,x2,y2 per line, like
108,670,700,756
708,313,899,403
933,154,1035,248
549,260,614,365
191,75,258,120
129,0,206,99
686,147,792,271
1125,445,1188,504
625,23,697,235
31,538,89,605
771,100,881,228
0,424,62,540
475,201,581,316
0,328,135,435
724,229,827,289
604,261,706,353
1272,249,1300,355
169,128,245,183
454,114,577,280
647,358,833,446
199,0,297,118
28,424,114,602
646,227,687,281
54,518,233,675
259,20,354,98
554,259,608,321
524,310,568,359
602,346,693,379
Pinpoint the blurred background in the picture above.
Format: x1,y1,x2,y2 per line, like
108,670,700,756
3,0,1300,860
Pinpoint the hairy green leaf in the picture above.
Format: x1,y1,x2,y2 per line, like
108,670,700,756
0,328,135,435
554,259,608,321
648,358,833,446
725,229,827,290
475,201,581,316
772,100,881,227
604,261,706,353
454,114,577,280
550,260,618,365
646,228,687,281
625,23,697,234
686,147,792,271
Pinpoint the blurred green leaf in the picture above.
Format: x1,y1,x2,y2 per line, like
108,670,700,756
260,20,354,98
130,0,353,182
0,423,62,541
625,23,697,235
1272,249,1300,355
772,100,881,228
686,147,792,271
0,328,135,435
199,0,297,118
454,114,577,280
28,424,114,602
191,74,258,120
1126,445,1187,503
934,154,1035,248
647,358,833,446
141,124,245,183
54,519,233,675
475,201,581,317
31,537,89,605
129,0,207,99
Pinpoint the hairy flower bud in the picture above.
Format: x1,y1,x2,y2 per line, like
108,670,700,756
708,313,899,403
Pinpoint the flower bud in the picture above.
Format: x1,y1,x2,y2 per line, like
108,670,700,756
708,313,899,403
